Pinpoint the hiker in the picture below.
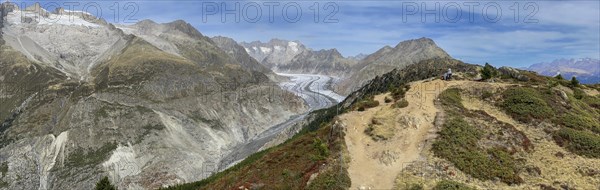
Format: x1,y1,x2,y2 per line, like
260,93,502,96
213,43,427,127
442,68,453,80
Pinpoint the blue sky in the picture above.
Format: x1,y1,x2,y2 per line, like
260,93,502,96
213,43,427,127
10,0,600,68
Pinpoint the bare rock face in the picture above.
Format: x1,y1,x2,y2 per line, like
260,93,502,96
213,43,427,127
281,48,358,77
240,39,357,77
1,3,127,81
498,66,529,82
0,5,306,190
338,38,451,95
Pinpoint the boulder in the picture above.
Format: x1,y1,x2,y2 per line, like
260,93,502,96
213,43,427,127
499,66,529,81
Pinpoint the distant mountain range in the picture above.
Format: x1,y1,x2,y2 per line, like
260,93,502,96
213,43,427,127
240,39,357,76
525,58,600,84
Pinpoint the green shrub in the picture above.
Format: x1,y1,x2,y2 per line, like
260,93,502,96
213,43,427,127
439,88,463,109
554,128,600,158
500,87,554,123
560,113,600,134
481,63,498,80
95,176,117,190
313,137,330,158
399,183,424,190
432,118,523,185
390,84,410,100
354,97,380,111
582,94,600,109
570,77,580,87
393,99,409,108
384,96,393,103
481,90,493,99
555,74,564,80
433,180,474,190
573,88,585,100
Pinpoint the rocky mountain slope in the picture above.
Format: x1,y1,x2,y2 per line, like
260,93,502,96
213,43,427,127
168,58,600,190
282,48,357,76
210,36,274,75
337,37,451,95
240,39,307,70
526,58,600,84
0,3,305,189
240,39,356,76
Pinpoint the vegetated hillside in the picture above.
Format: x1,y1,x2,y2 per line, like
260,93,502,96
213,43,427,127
164,58,600,190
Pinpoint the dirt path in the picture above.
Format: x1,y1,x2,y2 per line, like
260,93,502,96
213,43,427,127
341,79,464,189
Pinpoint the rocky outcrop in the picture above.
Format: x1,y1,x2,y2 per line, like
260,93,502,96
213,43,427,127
498,66,529,82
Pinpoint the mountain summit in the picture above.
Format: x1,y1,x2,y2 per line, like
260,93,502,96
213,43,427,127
338,37,451,95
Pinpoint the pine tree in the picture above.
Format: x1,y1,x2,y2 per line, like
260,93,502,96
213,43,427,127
481,63,497,80
570,76,579,87
555,74,564,80
95,176,117,190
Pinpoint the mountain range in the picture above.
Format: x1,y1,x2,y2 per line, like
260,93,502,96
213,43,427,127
1,2,599,190
525,58,599,84
0,3,304,189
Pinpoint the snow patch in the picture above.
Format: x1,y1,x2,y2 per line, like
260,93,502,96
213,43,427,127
7,10,100,27
288,41,299,52
274,45,283,51
259,47,272,54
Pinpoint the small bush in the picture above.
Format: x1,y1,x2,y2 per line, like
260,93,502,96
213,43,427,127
573,88,585,100
439,88,463,109
433,180,474,190
95,176,117,190
555,74,564,80
500,87,554,123
390,85,410,100
481,90,493,99
560,112,600,134
313,137,330,158
393,99,409,108
554,128,600,158
354,97,380,111
384,96,393,103
582,95,600,109
399,183,424,190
